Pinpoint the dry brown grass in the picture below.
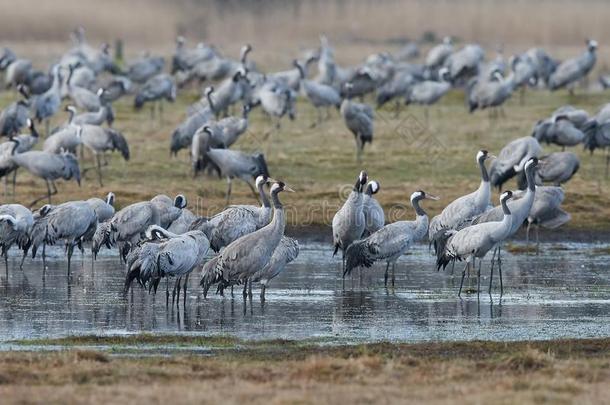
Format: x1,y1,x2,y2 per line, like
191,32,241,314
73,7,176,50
0,338,609,404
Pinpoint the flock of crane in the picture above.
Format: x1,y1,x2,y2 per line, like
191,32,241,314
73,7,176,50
0,27,609,306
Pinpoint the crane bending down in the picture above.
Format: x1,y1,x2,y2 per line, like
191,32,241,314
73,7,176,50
436,191,514,298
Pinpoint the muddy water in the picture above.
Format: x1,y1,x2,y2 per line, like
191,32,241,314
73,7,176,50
0,241,609,344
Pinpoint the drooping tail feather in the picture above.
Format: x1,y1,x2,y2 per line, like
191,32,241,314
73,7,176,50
434,229,457,271
344,239,376,277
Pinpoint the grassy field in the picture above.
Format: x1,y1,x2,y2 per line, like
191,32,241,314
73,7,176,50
0,335,608,404
2,87,610,233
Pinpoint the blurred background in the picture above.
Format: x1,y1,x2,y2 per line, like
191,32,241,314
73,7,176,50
2,0,610,70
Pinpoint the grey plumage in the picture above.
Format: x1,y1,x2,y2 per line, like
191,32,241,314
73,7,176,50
0,204,33,269
43,125,82,154
436,191,515,296
252,236,299,299
549,39,597,91
429,150,493,245
341,84,374,162
205,148,269,204
517,152,579,187
134,74,176,110
127,55,164,84
332,171,368,268
170,106,213,155
124,225,209,307
0,85,30,136
362,180,384,236
11,150,80,206
80,125,129,186
346,190,437,285
200,181,292,297
489,136,542,190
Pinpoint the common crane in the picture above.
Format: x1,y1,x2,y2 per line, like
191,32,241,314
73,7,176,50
346,190,438,286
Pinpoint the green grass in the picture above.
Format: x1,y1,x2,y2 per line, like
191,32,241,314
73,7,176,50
3,87,610,231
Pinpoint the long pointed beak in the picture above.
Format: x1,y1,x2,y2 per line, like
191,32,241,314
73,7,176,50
426,194,440,200
266,177,278,184
284,185,296,193
488,154,497,160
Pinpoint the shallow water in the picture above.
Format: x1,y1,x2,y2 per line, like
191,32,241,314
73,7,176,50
0,241,609,344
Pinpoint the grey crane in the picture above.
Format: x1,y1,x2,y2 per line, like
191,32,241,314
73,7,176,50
425,36,453,70
200,181,293,298
189,175,273,252
19,204,53,266
467,71,516,115
100,76,131,104
523,186,570,253
525,48,558,86
10,149,80,206
445,44,485,84
332,171,368,270
0,121,39,195
406,67,451,123
167,208,197,235
294,60,341,127
92,194,186,261
517,152,579,188
489,136,542,190
549,39,597,92
510,54,538,104
0,203,33,271
205,147,269,204
87,192,115,223
170,104,213,155
125,225,209,308
42,200,98,270
80,125,129,186
251,236,299,300
270,53,318,91
69,105,114,127
190,126,223,176
134,74,176,117
375,68,416,114
395,42,420,61
66,65,103,112
346,190,438,286
33,66,62,135
532,114,586,149
429,150,493,247
469,158,539,294
215,104,250,147
171,37,215,74
436,190,514,297
583,103,610,176
4,59,32,88
0,85,31,136
362,180,384,237
252,79,296,132
43,125,82,154
127,55,164,84
205,70,250,119
341,83,374,162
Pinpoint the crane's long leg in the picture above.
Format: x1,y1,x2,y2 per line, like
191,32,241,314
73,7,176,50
536,224,540,256
183,273,189,308
384,262,390,287
242,279,248,298
458,262,469,298
526,221,532,254
605,148,609,178
260,284,266,301
248,278,252,297
391,263,396,287
498,249,504,297
489,247,497,294
477,259,481,300
166,277,169,308
67,242,74,273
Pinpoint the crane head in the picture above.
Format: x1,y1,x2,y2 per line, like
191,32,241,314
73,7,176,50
174,194,187,209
